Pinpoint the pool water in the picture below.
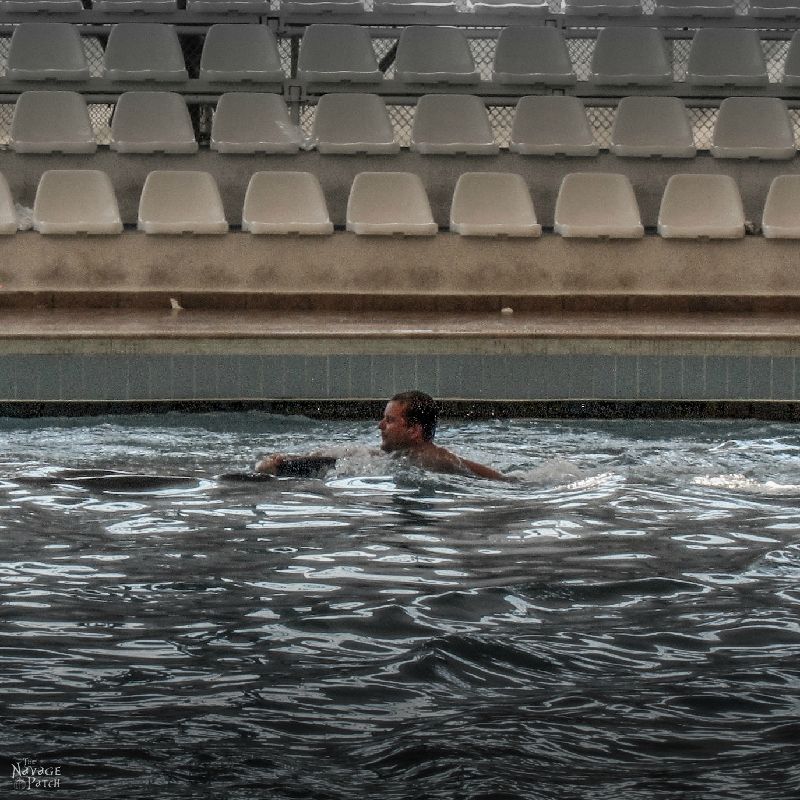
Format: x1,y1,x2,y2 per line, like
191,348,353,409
1,413,799,799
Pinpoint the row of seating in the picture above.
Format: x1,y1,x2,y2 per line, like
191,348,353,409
4,23,800,87
3,169,800,237
6,90,798,159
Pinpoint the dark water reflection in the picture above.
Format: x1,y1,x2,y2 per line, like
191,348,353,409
1,414,799,799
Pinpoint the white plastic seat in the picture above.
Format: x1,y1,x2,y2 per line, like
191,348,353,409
751,0,800,17
590,27,672,86
394,26,480,84
283,0,366,11
450,173,541,237
493,27,576,86
687,29,768,87
11,91,96,154
711,97,795,160
658,174,744,238
610,96,695,158
373,0,458,12
242,173,334,235
312,94,399,155
347,172,437,236
411,94,497,155
781,31,800,87
510,96,598,157
185,0,270,11
5,0,84,11
762,176,800,238
0,174,18,235
200,24,284,84
34,171,123,235
6,23,90,82
103,24,188,83
298,25,382,84
93,0,179,11
655,0,735,15
211,93,300,154
138,171,227,234
111,92,198,154
555,173,643,238
469,0,548,15
564,0,642,15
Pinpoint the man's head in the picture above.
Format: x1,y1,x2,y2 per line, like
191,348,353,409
379,391,438,452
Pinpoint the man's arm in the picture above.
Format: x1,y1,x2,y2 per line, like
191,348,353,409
255,452,338,477
410,444,510,481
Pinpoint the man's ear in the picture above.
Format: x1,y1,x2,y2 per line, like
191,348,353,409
408,422,425,442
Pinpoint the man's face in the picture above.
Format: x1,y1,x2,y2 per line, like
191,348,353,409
379,401,421,452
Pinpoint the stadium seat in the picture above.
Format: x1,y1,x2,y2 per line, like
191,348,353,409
469,0,548,15
111,92,198,154
33,171,123,235
103,24,188,83
283,0,366,11
347,172,437,235
138,171,228,234
297,25,382,84
711,97,795,160
492,26,576,86
609,96,696,158
686,29,768,87
394,27,480,84
5,0,83,11
242,172,334,235
6,23,90,82
450,173,541,237
655,0,735,15
564,0,642,15
781,31,800,86
312,94,399,155
373,0,458,13
199,25,284,84
411,94,498,155
510,96,598,157
590,27,672,86
185,0,270,11
11,91,97,154
658,174,745,238
761,175,800,238
93,0,179,11
555,173,643,238
210,93,301,154
0,174,18,235
750,0,800,18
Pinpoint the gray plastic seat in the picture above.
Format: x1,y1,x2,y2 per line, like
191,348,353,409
373,0,458,12
5,0,83,10
312,94,399,155
493,26,576,86
11,91,97,154
555,173,643,238
564,0,642,15
510,96,598,157
762,175,800,238
6,23,90,82
200,24,284,84
347,172,437,236
138,171,227,234
0,173,18,235
103,24,188,83
283,0,366,10
243,172,334,235
781,31,800,87
590,27,672,86
658,174,744,238
711,97,795,160
298,25,382,84
469,0,548,14
34,171,123,235
93,0,179,11
610,96,696,158
450,173,541,237
687,29,768,87
655,0,735,15
211,93,301,154
751,0,800,17
411,94,497,155
185,0,270,11
111,92,198,154
394,26,480,85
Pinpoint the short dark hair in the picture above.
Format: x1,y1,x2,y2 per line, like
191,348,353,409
391,391,438,441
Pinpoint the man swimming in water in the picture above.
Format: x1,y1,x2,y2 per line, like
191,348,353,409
255,391,508,481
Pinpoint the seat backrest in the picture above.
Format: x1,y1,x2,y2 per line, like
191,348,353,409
6,0,84,11
395,26,479,84
242,172,334,235
411,94,497,155
34,170,123,234
655,0,736,15
711,97,795,160
450,172,541,237
555,173,643,238
298,25,382,83
138,171,228,234
470,0,548,15
211,93,301,154
283,0,366,10
111,91,198,154
762,175,800,238
493,26,576,86
658,174,745,238
93,0,179,11
590,27,672,86
347,172,437,235
781,30,800,86
11,91,97,154
510,95,598,156
7,23,90,82
0,173,18,235
686,28,768,86
751,0,800,18
312,93,399,155
185,0,270,11
103,23,188,82
610,96,696,158
373,0,459,13
200,24,284,84
564,0,642,15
